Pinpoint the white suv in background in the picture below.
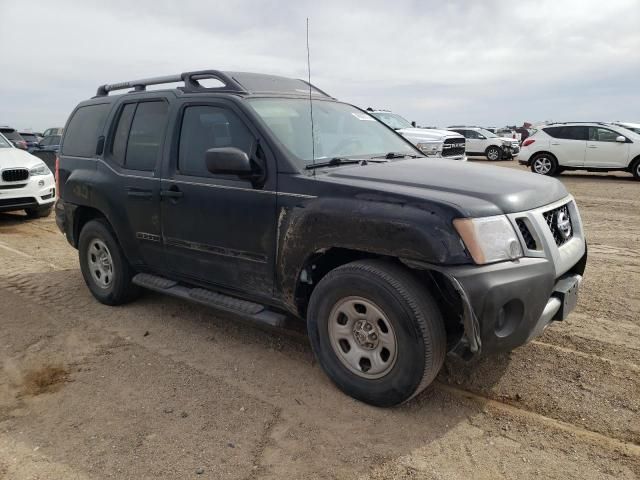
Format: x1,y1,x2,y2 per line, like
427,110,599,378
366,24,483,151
519,122,640,180
0,132,56,217
447,126,520,160
612,122,640,135
367,109,467,161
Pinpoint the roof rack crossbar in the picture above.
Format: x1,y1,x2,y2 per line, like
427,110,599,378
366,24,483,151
96,70,247,97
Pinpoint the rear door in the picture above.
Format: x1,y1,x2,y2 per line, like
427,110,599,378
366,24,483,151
102,99,169,269
543,126,587,167
160,100,277,298
585,127,630,168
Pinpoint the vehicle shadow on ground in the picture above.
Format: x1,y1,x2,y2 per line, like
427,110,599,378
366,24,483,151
0,211,35,228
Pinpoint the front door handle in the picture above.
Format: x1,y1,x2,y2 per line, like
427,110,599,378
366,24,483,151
587,145,598,149
126,187,153,199
160,186,184,199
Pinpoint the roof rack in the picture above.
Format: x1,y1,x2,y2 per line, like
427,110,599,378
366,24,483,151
546,121,612,126
96,70,246,97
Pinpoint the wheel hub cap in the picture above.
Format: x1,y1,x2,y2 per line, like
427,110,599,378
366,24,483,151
327,297,398,379
87,239,114,289
352,319,379,350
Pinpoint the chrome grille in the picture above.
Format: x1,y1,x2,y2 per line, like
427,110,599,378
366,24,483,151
2,168,29,182
543,204,573,247
442,138,465,157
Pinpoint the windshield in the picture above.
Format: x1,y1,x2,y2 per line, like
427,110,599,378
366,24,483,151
20,133,38,142
369,112,413,130
0,133,12,148
477,128,498,138
248,99,418,167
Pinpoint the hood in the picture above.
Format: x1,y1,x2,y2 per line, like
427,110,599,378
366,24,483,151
320,158,568,217
0,148,44,169
396,128,463,142
498,136,519,143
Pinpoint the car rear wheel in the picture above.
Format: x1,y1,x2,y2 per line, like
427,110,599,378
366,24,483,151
530,153,559,176
307,259,446,407
78,219,140,305
486,146,502,161
25,205,52,218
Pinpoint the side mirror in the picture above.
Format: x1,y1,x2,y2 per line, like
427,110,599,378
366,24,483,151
205,147,252,176
616,135,626,143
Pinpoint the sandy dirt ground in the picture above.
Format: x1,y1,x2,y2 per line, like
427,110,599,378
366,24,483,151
0,160,638,479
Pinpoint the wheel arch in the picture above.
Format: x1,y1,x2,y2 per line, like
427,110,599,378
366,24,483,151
294,248,465,351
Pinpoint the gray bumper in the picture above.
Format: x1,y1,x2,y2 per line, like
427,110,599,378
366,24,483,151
440,251,587,356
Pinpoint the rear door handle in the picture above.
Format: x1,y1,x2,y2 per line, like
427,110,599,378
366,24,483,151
587,145,598,148
126,188,153,199
160,187,184,199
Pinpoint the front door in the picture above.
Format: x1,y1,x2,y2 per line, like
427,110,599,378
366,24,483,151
160,102,277,298
585,127,630,168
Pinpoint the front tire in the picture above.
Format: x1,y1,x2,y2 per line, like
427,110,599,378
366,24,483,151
78,219,140,306
631,158,640,180
486,146,502,161
307,260,446,407
530,153,559,176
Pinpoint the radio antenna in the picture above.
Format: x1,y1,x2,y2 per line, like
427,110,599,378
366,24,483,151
306,18,316,172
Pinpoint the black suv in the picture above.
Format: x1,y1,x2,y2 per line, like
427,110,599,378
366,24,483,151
56,70,587,406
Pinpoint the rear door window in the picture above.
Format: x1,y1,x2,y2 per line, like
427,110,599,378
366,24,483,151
110,103,137,166
62,104,110,157
544,126,587,140
122,101,168,171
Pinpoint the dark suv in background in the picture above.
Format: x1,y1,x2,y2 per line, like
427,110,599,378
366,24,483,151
56,70,587,406
0,126,27,150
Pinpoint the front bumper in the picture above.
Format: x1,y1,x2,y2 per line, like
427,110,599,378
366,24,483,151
0,173,56,213
438,253,586,355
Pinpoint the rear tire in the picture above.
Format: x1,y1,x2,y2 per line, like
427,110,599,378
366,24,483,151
307,260,446,407
25,205,52,218
78,219,141,306
486,146,502,161
530,153,559,176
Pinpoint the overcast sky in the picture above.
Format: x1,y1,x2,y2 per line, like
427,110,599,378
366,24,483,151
1,0,639,131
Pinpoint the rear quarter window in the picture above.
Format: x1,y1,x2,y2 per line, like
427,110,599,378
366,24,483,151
62,104,111,157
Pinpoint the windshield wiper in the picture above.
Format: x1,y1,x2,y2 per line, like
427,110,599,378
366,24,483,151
371,152,422,160
305,157,387,170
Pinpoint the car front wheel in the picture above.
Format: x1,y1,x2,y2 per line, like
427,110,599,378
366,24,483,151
307,260,446,407
486,146,502,161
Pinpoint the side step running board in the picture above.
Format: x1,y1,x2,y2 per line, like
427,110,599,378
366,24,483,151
132,273,287,327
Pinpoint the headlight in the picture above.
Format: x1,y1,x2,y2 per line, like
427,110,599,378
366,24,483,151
416,142,442,155
453,215,523,264
29,163,50,176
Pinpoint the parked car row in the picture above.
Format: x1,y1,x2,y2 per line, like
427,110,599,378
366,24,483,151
0,126,63,151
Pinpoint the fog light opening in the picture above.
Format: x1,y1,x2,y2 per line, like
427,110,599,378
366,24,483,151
494,299,524,338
